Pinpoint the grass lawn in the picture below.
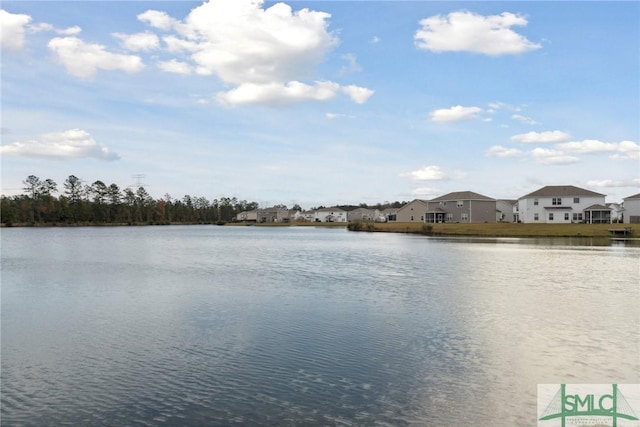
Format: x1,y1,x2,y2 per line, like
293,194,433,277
349,222,640,238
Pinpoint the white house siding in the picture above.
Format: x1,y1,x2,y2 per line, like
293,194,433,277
315,208,347,222
623,193,640,224
518,186,606,224
496,200,517,222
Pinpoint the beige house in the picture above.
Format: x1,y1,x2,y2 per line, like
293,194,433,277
425,191,496,223
396,199,429,222
236,209,257,222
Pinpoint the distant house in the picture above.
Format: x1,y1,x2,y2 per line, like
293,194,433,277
496,199,518,222
395,199,429,222
425,191,496,223
347,208,377,222
379,208,398,222
315,207,347,222
622,193,640,224
517,185,609,224
236,209,257,222
606,202,623,222
257,207,290,223
297,210,316,222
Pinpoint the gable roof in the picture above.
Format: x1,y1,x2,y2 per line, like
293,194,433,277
397,199,429,212
429,191,495,202
521,185,605,199
623,193,640,200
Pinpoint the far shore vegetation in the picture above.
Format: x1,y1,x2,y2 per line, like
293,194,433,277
2,174,637,239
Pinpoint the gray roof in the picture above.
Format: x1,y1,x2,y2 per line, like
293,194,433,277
623,193,640,200
316,207,346,212
521,185,605,198
584,204,611,211
429,191,495,202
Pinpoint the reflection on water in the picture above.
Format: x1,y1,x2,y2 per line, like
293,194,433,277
1,226,638,426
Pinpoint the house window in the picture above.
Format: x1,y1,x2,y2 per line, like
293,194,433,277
534,213,539,221
446,213,453,221
461,213,469,222
552,198,562,206
534,199,539,206
457,200,463,207
410,215,414,221
564,213,569,221
573,197,580,203
549,213,554,221
420,215,424,221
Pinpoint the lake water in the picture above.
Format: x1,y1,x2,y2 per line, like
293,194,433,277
1,226,638,426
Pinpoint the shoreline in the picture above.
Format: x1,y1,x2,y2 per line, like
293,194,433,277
2,221,638,239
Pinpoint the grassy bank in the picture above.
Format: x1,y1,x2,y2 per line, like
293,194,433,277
347,222,639,238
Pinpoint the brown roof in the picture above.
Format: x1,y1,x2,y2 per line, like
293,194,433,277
623,193,640,200
429,191,495,202
522,185,605,198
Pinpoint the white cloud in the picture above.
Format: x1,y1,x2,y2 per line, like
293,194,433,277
340,53,362,74
113,31,160,52
430,105,482,122
48,37,145,78
557,139,640,160
400,165,446,181
511,114,537,125
0,129,119,161
158,59,192,75
414,11,541,56
511,130,572,144
137,10,181,31
486,145,525,158
30,22,82,36
139,0,372,106
217,81,340,106
341,85,374,104
370,36,381,44
170,0,337,84
530,147,579,165
586,178,640,188
0,10,32,51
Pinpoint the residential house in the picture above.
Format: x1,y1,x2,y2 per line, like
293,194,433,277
379,208,398,222
606,202,623,222
347,208,377,222
517,185,609,224
425,191,496,223
257,207,290,223
315,207,347,222
297,210,317,222
395,199,429,222
236,209,257,222
496,199,518,222
622,193,640,224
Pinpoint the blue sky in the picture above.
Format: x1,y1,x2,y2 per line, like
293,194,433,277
1,1,638,208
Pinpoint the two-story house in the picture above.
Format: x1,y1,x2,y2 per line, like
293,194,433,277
425,191,496,223
517,185,610,224
622,193,640,224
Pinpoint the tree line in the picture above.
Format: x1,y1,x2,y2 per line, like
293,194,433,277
1,175,259,226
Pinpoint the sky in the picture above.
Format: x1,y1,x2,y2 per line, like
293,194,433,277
1,0,638,208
